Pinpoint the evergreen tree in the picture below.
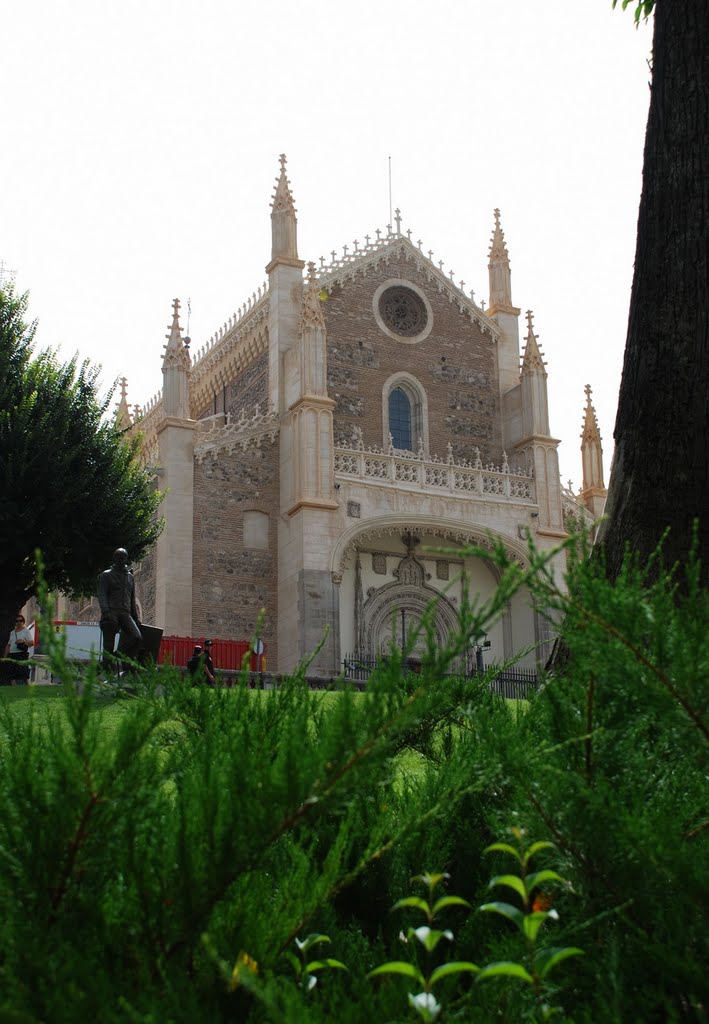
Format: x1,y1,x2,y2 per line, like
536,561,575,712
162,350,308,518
0,286,162,650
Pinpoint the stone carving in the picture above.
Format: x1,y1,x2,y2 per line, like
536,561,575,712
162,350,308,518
372,553,387,575
347,500,361,518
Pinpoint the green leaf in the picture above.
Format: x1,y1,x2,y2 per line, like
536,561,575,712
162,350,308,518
306,958,348,973
477,961,535,984
522,841,555,868
408,991,442,1022
488,873,527,901
526,869,563,893
414,872,450,891
393,896,431,915
410,925,453,953
368,961,425,984
523,909,558,943
284,950,301,976
430,961,480,985
535,946,584,978
295,932,331,955
431,895,472,916
484,841,519,859
479,901,524,930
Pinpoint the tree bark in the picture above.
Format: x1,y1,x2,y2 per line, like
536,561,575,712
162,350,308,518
597,0,709,585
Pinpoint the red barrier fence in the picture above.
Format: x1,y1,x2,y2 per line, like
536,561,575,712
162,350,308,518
158,636,260,672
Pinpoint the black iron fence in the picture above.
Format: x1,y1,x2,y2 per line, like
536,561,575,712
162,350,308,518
341,652,538,699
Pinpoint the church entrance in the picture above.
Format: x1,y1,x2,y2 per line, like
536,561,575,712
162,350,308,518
355,532,461,666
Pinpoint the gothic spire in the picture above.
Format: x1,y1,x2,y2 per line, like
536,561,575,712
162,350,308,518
270,153,299,261
581,384,602,447
115,376,132,430
488,207,513,313
162,298,191,418
489,208,509,263
580,384,606,496
521,310,546,376
301,262,325,331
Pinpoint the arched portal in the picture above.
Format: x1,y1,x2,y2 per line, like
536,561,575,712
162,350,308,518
335,516,540,672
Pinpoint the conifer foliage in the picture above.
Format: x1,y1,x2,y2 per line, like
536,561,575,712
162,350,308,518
0,536,705,1022
0,286,162,648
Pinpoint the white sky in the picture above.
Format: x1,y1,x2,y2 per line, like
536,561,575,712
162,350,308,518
1,1,652,489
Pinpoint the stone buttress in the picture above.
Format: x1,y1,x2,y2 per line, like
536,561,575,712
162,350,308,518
154,299,196,636
268,158,340,676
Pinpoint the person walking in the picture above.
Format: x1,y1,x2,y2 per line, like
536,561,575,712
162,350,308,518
186,643,215,686
203,639,216,686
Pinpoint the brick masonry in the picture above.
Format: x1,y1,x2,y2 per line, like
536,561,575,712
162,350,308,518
324,254,503,465
191,435,279,666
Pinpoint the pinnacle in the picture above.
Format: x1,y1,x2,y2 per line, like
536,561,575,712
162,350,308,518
166,298,182,342
271,152,296,214
581,384,601,442
488,207,510,264
115,376,132,428
521,310,546,374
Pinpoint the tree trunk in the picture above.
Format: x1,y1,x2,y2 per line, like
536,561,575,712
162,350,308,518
597,0,709,585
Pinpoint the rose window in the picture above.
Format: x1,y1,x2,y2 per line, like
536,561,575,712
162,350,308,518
379,286,428,337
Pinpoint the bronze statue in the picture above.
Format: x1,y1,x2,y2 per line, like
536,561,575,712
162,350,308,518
97,548,142,668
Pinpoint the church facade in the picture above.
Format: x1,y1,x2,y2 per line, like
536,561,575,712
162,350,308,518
117,156,605,677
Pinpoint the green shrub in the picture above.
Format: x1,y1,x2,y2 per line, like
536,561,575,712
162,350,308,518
0,534,704,1022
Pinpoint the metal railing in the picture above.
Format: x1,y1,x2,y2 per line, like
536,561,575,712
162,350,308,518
341,652,538,699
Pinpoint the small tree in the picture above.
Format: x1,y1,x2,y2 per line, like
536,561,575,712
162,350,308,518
0,287,162,650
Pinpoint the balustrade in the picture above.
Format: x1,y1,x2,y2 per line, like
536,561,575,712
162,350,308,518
334,446,534,503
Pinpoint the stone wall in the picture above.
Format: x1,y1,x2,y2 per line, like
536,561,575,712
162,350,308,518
226,352,269,419
134,544,157,626
192,435,279,666
324,255,502,464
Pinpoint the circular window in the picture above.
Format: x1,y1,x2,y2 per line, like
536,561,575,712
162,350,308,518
379,286,428,337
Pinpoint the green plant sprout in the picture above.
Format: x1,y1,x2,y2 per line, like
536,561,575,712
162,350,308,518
369,872,478,1022
477,827,583,1017
285,933,347,992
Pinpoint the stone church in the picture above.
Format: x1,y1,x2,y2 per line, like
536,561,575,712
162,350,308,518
115,156,606,677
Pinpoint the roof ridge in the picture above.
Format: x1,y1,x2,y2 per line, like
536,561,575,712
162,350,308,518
315,232,499,337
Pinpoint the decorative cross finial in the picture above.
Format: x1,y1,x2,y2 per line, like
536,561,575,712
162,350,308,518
394,208,402,234
585,383,592,400
172,297,180,317
526,310,535,334
481,299,486,311
279,153,287,172
417,239,422,249
428,250,433,261
120,376,128,398
307,261,317,283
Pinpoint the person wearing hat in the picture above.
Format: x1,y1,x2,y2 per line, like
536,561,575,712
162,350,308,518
186,642,216,686
203,640,216,686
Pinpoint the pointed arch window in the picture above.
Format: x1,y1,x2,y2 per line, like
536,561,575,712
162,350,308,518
389,387,412,451
382,373,429,455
